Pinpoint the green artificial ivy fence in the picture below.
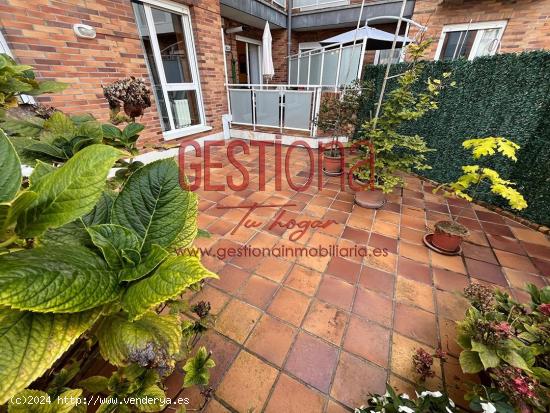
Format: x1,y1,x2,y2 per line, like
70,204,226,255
361,51,550,226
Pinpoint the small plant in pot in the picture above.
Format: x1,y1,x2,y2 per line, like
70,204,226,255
428,137,528,254
314,80,365,176
351,40,450,209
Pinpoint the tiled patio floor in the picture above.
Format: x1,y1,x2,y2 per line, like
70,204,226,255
170,144,549,412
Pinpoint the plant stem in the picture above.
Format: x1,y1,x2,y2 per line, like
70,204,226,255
452,171,484,223
0,234,18,249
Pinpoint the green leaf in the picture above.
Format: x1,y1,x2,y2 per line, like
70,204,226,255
456,333,472,350
0,246,120,313
102,123,122,139
169,191,198,252
79,375,109,393
29,161,56,186
87,224,142,268
134,385,167,412
0,191,37,235
459,350,484,374
182,346,215,388
497,349,531,372
82,191,115,226
1,116,44,137
531,367,550,385
471,341,500,369
112,159,196,254
121,254,217,320
0,129,22,202
122,123,145,141
38,220,92,248
8,389,83,413
96,312,182,367
31,80,69,95
77,120,103,141
17,144,122,237
0,308,99,404
119,244,169,282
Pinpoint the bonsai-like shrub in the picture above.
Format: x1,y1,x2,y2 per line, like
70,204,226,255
352,40,452,193
103,76,151,121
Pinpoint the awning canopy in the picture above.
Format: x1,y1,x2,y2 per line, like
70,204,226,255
320,25,412,50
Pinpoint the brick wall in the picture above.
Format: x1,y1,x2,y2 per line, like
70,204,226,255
0,0,227,149
410,0,550,58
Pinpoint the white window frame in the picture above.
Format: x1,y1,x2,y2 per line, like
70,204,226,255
236,35,263,85
136,0,209,140
434,20,507,61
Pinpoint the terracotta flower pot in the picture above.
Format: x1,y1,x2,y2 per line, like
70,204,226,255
431,220,469,252
323,150,344,176
353,178,386,209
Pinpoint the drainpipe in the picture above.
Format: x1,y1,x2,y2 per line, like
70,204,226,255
287,0,292,70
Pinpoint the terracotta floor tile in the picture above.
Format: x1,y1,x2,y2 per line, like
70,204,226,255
216,299,262,343
401,214,426,231
511,226,550,245
394,303,437,346
494,249,539,273
436,290,469,321
284,332,338,392
481,221,514,237
341,227,370,244
358,266,394,297
196,331,240,387
376,210,401,224
521,241,550,260
245,314,296,366
211,264,250,294
462,242,499,265
389,375,416,397
465,258,508,287
439,318,462,358
203,399,231,413
391,333,441,386
397,256,431,285
372,219,399,238
331,200,354,213
238,275,279,309
303,300,349,345
265,374,326,413
399,241,430,264
326,256,361,284
395,276,435,312
443,356,479,410
284,264,322,296
347,213,373,231
326,400,351,413
268,287,311,326
353,287,393,327
533,258,550,277
191,285,230,315
503,267,547,291
330,351,386,408
369,233,398,254
400,227,425,245
363,251,397,274
317,275,355,310
467,230,490,247
217,351,278,412
476,209,506,224
433,267,469,292
344,316,390,367
430,252,466,274
208,220,236,236
255,257,293,282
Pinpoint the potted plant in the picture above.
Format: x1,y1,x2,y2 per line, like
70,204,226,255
457,283,550,413
427,137,528,254
352,40,450,208
314,80,365,176
103,76,152,123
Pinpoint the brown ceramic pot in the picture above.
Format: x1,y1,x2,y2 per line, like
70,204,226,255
323,150,344,176
431,220,469,252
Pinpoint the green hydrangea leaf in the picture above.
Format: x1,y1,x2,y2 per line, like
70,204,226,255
471,341,500,369
111,159,197,254
96,312,181,367
29,161,56,186
183,346,215,388
0,308,99,404
119,244,169,282
121,254,217,320
38,220,92,248
459,350,484,374
82,191,115,226
16,144,122,237
134,385,167,412
0,246,119,313
87,224,142,268
497,349,531,372
0,191,37,235
79,375,109,393
8,389,83,413
0,129,22,202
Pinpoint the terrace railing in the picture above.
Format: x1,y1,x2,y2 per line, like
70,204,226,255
227,84,327,136
293,0,350,11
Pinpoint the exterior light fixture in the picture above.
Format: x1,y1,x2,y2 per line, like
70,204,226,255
73,24,96,39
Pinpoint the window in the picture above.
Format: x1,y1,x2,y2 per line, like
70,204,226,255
374,48,403,65
132,0,207,140
435,21,507,61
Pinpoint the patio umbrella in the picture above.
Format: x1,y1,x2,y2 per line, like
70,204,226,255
320,25,412,50
262,21,274,81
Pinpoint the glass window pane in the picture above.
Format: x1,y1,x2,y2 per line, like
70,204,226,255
152,7,193,83
255,90,280,127
168,90,200,129
309,52,322,85
229,90,253,124
298,54,309,85
132,2,170,131
474,28,501,58
441,30,477,60
289,57,298,85
284,91,313,130
248,44,261,84
339,45,361,86
377,48,401,65
322,48,339,86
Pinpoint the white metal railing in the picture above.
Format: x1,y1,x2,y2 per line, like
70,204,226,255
269,0,287,9
227,84,333,136
293,0,349,10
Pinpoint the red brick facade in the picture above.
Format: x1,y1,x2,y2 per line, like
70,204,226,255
0,0,227,149
410,0,550,58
